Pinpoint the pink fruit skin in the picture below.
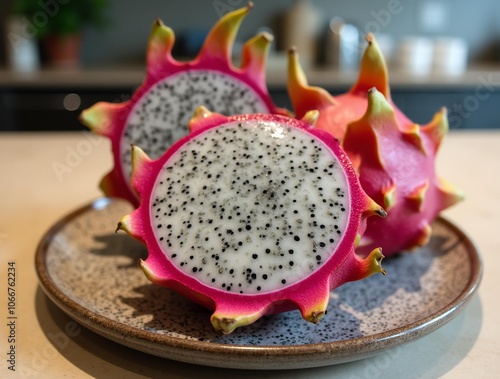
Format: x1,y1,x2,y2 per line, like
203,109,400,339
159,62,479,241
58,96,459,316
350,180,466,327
312,91,411,141
343,89,462,256
287,35,463,256
80,4,285,207
118,111,386,333
288,36,412,141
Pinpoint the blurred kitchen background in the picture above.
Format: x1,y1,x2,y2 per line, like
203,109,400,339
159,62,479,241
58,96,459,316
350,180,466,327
1,0,500,131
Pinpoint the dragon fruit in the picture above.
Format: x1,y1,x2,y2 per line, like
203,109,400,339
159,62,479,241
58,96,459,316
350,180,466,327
80,3,283,206
287,34,463,256
117,108,387,333
288,33,411,140
343,88,463,256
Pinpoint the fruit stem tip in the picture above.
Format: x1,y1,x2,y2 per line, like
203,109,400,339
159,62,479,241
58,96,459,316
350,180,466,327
365,32,374,45
115,222,123,233
374,248,386,275
260,31,274,42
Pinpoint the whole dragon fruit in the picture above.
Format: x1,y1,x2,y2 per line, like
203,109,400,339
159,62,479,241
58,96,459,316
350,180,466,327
343,88,463,256
287,34,463,256
80,3,283,206
117,108,387,333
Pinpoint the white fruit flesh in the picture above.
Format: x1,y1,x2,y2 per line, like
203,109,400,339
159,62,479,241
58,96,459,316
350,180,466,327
121,70,270,180
150,119,351,294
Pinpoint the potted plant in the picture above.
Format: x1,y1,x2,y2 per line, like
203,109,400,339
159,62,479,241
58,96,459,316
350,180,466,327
10,0,109,68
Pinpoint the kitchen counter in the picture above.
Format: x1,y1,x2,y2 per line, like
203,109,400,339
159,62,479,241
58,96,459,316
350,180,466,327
0,130,498,378
2,64,500,89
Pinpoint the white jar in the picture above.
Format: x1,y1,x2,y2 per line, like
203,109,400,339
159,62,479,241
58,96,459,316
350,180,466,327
397,36,434,76
433,37,468,76
5,16,40,72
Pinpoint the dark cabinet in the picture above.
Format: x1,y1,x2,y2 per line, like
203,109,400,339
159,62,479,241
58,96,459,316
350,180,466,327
1,84,499,132
0,87,133,131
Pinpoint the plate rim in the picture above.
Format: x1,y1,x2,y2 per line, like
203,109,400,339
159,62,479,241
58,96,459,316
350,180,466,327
35,198,483,369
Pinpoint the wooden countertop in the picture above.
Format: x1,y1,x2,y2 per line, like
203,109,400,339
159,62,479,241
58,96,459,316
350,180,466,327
0,130,498,378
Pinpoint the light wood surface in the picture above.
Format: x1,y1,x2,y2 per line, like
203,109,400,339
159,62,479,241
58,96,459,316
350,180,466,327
0,130,498,378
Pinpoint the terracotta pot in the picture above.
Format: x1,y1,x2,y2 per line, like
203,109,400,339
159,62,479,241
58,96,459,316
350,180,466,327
42,34,82,69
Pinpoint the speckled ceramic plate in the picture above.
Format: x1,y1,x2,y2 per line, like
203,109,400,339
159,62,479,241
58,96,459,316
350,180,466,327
36,198,482,370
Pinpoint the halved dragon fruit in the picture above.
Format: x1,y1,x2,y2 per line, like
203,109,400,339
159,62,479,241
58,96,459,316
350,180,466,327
117,109,387,333
287,34,463,256
80,3,284,206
